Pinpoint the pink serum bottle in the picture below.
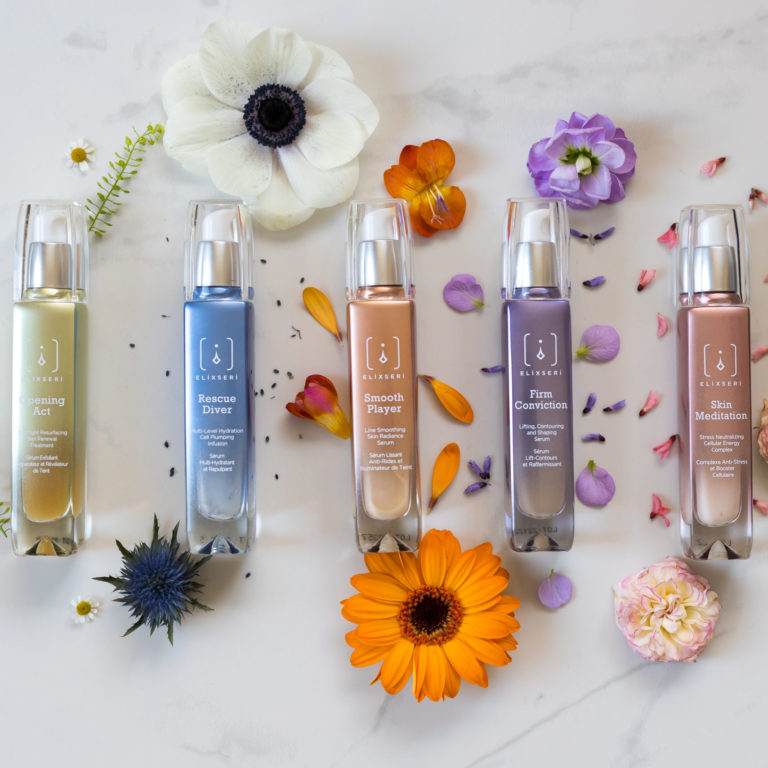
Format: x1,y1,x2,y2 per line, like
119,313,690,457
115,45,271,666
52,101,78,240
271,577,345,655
676,205,752,559
346,200,420,553
502,199,574,552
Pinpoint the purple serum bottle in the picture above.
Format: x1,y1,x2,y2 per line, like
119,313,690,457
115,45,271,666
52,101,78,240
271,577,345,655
502,199,574,551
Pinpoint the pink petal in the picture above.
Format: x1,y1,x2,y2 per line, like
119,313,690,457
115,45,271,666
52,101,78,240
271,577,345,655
657,223,678,249
639,390,660,417
657,313,670,338
650,493,671,527
653,434,678,460
763,273,768,283
751,346,768,363
637,269,656,292
699,157,725,178
753,499,768,516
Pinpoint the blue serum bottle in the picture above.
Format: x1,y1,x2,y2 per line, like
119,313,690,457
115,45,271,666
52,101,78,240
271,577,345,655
184,201,255,554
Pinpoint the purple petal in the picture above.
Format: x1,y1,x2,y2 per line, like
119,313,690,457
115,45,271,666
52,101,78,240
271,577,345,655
606,175,627,203
544,127,603,161
610,137,637,175
576,325,621,362
575,460,616,507
538,571,573,609
549,164,581,193
591,141,625,169
443,274,484,312
527,138,557,174
583,275,606,288
481,365,505,374
464,481,489,495
595,227,615,240
468,460,483,478
602,400,626,413
581,165,612,200
582,113,616,136
582,392,597,415
567,112,588,129
582,433,606,442
570,228,588,239
482,456,492,476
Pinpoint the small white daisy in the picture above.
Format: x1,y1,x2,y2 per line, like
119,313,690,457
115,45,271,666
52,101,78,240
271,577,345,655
71,595,101,624
67,139,95,173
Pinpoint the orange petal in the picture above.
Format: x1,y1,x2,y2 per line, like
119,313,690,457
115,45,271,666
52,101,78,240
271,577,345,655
443,657,462,699
415,184,466,232
355,618,403,646
379,639,414,694
428,443,461,512
350,572,410,603
419,375,474,424
341,594,400,622
497,635,519,651
415,139,456,186
443,637,488,687
302,286,342,343
408,202,439,238
383,163,427,202
460,634,512,667
495,594,521,614
412,644,429,702
364,552,420,590
350,643,392,668
423,644,447,702
418,531,448,586
399,145,419,169
463,595,502,615
444,549,478,592
456,574,509,609
461,612,519,639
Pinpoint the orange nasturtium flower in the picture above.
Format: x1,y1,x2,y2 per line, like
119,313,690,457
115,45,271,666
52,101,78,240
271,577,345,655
383,139,466,237
285,374,351,439
342,529,520,702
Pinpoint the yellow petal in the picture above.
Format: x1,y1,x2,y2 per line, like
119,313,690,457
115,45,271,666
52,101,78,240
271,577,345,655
428,442,460,512
419,375,474,424
379,639,414,694
302,286,342,343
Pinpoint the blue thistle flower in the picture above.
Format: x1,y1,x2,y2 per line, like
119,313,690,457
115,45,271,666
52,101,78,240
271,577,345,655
94,516,212,644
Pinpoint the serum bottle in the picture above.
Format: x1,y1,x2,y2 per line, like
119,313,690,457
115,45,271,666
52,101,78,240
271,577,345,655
346,200,420,552
676,205,752,559
502,199,574,551
12,201,88,556
184,201,255,554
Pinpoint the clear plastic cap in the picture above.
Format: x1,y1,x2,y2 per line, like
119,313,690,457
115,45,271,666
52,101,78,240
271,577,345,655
184,200,254,300
502,198,570,299
15,200,89,300
676,205,749,307
346,199,414,298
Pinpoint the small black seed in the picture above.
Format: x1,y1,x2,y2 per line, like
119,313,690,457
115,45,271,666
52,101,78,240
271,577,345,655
260,389,264,396
265,436,270,443
245,572,251,578
169,467,175,477
165,237,170,243
260,258,267,264
300,277,305,283
164,441,169,448
298,434,303,439
275,474,279,480
273,368,279,374
271,382,277,389
287,371,294,379
161,314,169,318
276,299,282,307
129,343,135,348
165,370,170,377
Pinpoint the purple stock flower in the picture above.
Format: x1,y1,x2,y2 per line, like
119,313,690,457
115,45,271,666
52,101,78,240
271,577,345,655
582,275,606,288
602,400,626,413
576,324,620,362
443,274,484,312
575,459,616,507
465,456,491,494
538,570,573,609
527,113,636,209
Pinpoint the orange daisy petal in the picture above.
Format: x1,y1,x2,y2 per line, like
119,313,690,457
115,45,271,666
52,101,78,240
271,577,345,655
456,574,509,608
443,657,462,699
399,144,419,169
444,549,478,592
418,531,448,586
423,644,447,702
364,552,422,591
497,635,519,651
415,139,455,186
350,643,392,668
415,184,466,232
412,644,429,702
460,634,512,667
463,595,502,615
461,551,503,588
350,572,410,603
355,618,404,646
383,163,427,202
379,639,415,694
443,637,488,688
496,594,521,614
341,594,400,623
461,611,519,639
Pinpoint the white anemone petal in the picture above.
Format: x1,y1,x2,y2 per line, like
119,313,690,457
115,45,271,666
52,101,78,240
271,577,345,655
279,146,359,208
164,96,245,175
301,77,379,137
246,160,315,231
301,42,353,86
243,28,312,89
296,111,365,170
207,135,273,198
161,54,207,112
199,19,261,108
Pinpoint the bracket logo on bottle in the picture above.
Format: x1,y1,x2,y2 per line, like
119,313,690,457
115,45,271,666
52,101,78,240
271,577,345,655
196,336,237,380
702,343,740,385
26,337,62,381
363,335,403,379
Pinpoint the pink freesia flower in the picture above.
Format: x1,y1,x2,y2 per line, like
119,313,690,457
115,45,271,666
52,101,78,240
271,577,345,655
285,374,351,439
657,313,670,338
753,499,768,516
636,269,656,292
749,188,768,211
639,390,660,417
657,223,678,248
757,400,768,464
650,493,671,527
699,157,725,177
751,346,768,362
614,557,721,662
653,434,678,460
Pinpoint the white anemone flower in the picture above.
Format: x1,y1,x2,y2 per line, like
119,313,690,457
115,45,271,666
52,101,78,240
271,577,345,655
161,21,379,230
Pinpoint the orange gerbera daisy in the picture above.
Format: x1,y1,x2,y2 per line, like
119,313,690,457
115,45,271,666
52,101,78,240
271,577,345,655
383,139,466,237
342,529,520,702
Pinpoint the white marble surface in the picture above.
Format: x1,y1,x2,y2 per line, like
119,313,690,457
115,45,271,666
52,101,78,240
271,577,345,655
2,0,768,765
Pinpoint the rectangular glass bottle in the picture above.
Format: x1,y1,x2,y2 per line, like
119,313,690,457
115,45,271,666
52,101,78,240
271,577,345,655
12,201,88,555
184,201,255,554
502,199,574,551
676,205,752,559
346,200,420,552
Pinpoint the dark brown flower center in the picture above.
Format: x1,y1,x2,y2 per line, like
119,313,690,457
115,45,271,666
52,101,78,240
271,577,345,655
398,585,463,645
242,83,306,149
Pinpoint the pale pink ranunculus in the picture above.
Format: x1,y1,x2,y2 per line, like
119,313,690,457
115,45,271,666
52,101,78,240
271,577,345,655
613,557,720,663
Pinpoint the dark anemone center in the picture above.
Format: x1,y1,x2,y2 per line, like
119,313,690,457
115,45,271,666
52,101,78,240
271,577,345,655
243,83,306,149
398,586,463,645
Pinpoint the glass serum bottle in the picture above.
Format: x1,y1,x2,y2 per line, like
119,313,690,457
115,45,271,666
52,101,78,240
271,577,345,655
346,200,420,553
502,199,574,552
676,205,752,559
12,201,88,556
184,201,255,555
